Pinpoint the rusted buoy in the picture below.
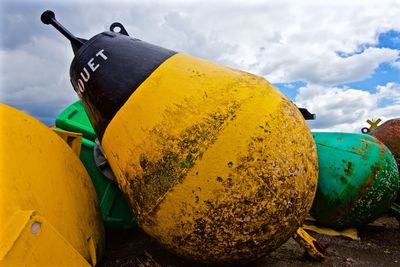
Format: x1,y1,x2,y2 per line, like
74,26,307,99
369,118,400,203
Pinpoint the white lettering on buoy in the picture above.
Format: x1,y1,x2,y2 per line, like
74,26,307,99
77,79,85,94
75,49,108,94
96,49,108,60
81,67,90,82
88,58,99,72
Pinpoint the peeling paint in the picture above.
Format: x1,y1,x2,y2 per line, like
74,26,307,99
127,100,241,216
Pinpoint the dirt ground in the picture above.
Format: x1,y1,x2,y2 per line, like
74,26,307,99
100,216,399,267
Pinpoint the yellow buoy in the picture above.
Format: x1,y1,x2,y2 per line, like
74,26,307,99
41,12,318,265
102,54,318,264
0,104,104,266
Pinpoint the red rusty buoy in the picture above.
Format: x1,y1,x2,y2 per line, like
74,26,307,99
369,118,400,202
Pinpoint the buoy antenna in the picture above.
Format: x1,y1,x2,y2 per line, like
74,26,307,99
41,10,85,52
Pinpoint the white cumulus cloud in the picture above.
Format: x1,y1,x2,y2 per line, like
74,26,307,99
0,0,399,128
295,82,400,132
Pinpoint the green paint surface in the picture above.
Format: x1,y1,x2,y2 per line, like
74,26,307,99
311,132,400,228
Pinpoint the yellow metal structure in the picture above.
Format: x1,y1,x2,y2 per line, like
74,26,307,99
362,118,382,133
366,118,382,131
293,228,325,261
302,224,359,241
0,104,104,266
53,129,83,156
102,54,318,264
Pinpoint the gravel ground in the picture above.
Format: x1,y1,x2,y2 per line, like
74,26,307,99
100,216,399,267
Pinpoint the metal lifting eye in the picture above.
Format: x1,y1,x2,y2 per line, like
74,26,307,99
361,127,370,134
110,22,129,36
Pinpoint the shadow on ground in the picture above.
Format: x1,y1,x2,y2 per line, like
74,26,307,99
100,216,399,267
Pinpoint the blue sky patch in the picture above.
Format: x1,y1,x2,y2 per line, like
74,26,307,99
377,30,400,50
339,62,400,92
336,30,400,58
273,81,307,101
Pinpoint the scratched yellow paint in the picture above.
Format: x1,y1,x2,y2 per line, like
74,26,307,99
0,104,104,266
102,53,318,264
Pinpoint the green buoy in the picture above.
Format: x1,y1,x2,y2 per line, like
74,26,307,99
310,132,399,228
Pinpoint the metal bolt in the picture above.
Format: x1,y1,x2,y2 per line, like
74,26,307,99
31,222,41,234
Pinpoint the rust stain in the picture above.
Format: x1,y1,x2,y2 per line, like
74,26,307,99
344,161,353,176
370,118,400,202
330,163,379,222
370,118,400,168
357,165,379,198
351,139,370,157
376,140,387,156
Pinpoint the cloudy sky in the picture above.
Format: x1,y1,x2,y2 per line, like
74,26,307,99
1,0,399,132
